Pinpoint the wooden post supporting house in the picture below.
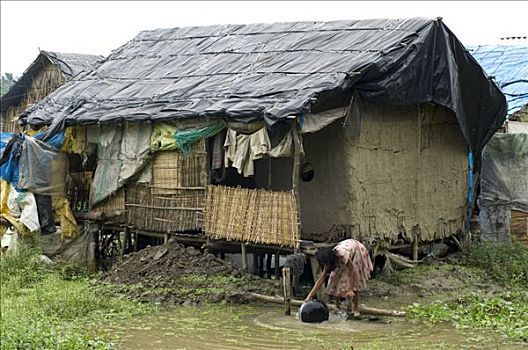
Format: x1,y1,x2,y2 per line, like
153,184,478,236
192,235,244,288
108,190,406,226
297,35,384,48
291,118,302,253
274,253,280,279
121,226,130,257
282,267,292,315
241,242,248,272
266,253,272,278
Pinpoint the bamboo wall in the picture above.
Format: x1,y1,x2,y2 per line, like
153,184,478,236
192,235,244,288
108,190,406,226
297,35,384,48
204,185,300,248
125,141,207,232
1,61,66,132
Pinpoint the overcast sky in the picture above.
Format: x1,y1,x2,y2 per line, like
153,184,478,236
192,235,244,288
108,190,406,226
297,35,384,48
1,1,527,76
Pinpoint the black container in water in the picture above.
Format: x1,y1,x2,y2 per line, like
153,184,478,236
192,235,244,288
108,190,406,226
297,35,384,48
299,300,329,323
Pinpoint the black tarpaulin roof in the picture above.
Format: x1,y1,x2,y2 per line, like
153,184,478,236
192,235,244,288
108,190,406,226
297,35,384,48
24,18,507,153
1,51,103,111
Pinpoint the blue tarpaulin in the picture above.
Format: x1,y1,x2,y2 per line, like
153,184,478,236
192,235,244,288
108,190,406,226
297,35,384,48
0,132,20,186
469,45,528,116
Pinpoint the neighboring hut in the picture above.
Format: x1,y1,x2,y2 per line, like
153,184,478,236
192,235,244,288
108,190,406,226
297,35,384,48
0,50,102,132
469,45,528,244
20,18,506,257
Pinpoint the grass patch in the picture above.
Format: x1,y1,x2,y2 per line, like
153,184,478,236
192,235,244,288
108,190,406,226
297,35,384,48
407,291,528,343
466,241,528,288
1,245,154,350
407,242,528,343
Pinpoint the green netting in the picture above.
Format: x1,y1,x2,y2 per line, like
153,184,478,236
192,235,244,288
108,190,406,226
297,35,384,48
174,122,225,155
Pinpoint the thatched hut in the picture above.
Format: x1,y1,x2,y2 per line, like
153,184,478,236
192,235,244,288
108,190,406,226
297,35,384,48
0,51,102,132
21,18,506,254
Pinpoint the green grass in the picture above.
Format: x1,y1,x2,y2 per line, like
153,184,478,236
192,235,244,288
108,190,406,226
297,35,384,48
466,241,528,288
407,242,528,343
407,291,528,343
0,245,154,350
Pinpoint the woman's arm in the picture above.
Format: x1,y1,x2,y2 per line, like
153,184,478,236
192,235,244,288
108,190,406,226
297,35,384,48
304,265,329,301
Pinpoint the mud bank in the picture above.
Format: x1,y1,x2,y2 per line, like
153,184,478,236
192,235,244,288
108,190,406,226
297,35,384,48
100,239,280,305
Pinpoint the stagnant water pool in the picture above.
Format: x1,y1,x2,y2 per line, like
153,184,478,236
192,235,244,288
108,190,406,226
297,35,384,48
106,304,525,349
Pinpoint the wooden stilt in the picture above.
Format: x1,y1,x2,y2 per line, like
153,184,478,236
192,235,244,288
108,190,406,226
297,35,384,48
164,233,169,245
412,238,419,262
133,232,138,252
274,253,280,279
282,267,292,315
266,253,272,278
291,119,302,253
252,253,259,274
121,227,130,257
241,242,248,272
257,254,264,277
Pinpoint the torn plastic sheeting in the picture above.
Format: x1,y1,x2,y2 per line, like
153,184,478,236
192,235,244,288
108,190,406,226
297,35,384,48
89,126,123,207
25,18,506,154
479,133,528,239
300,106,347,133
89,123,152,207
6,182,40,233
479,133,528,211
18,136,68,196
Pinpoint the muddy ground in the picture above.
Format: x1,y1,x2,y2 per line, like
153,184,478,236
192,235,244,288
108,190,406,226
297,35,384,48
100,241,497,309
100,239,280,305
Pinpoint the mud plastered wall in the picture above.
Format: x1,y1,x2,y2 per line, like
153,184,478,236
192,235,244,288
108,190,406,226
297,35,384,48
300,103,467,243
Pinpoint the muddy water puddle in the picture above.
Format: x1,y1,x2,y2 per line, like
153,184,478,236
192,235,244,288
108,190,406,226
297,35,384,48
107,304,524,349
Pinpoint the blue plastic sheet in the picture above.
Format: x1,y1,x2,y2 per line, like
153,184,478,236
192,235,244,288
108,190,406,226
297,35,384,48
0,132,21,187
469,45,528,116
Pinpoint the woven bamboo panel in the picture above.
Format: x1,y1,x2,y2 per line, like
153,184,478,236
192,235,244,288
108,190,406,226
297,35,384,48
151,140,207,194
511,210,528,247
204,185,300,248
92,187,126,214
125,184,204,233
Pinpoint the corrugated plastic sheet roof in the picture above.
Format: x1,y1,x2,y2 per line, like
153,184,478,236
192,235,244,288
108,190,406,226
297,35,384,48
469,45,528,116
24,18,507,153
1,51,102,111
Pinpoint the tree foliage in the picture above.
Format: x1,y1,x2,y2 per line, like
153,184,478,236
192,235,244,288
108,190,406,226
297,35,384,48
1,72,17,96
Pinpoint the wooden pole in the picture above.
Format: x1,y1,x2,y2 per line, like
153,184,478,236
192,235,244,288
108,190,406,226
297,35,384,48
164,233,169,245
412,238,419,262
309,255,326,300
258,254,264,277
266,253,272,278
282,267,292,315
274,253,280,279
248,293,406,317
306,265,329,301
121,226,130,257
241,242,248,272
291,119,302,253
133,232,138,252
252,253,259,274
